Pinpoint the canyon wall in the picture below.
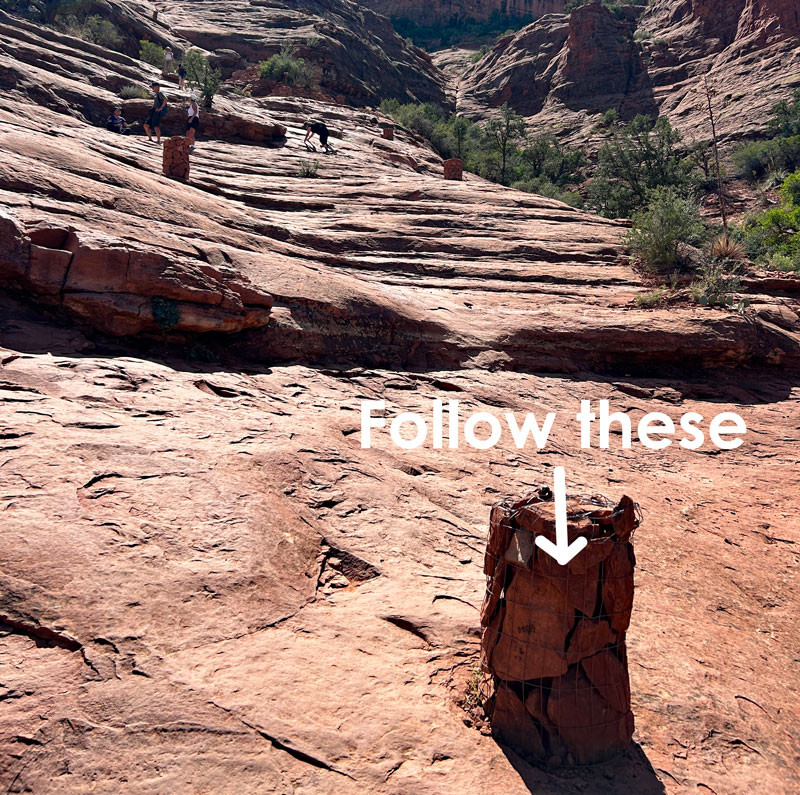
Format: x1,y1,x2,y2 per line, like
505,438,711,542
458,0,800,142
360,0,567,26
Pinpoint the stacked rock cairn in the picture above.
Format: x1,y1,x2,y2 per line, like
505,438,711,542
480,488,638,765
162,137,190,181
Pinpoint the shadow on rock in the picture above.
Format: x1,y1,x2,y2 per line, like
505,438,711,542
499,741,666,795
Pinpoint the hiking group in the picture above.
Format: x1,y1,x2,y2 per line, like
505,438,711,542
106,50,336,157
108,83,334,156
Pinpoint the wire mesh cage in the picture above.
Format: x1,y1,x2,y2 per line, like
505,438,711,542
480,487,639,766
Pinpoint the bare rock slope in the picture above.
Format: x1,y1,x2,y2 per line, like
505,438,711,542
1,8,799,795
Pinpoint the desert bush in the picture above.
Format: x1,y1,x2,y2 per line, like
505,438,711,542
733,136,800,182
691,259,747,309
635,287,667,307
183,48,221,107
152,296,180,330
709,234,746,262
589,114,697,218
738,170,800,269
119,84,149,99
258,46,313,87
391,10,533,50
512,177,583,207
379,100,586,195
139,39,165,67
767,252,800,272
297,159,319,178
625,186,705,273
470,44,490,63
600,108,619,128
80,14,121,47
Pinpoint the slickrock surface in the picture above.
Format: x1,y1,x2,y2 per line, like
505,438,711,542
456,0,800,143
0,8,799,795
2,301,799,793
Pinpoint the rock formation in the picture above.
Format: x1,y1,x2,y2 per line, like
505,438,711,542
154,0,447,107
361,0,567,26
482,492,637,765
162,136,190,180
457,0,800,142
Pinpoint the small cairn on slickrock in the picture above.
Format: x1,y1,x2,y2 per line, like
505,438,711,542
480,488,637,765
162,136,190,180
443,158,463,181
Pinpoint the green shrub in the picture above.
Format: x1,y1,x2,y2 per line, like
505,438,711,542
390,10,533,50
691,259,747,309
258,46,313,87
767,252,800,272
600,107,619,127
768,88,800,138
470,44,490,63
589,114,698,218
625,186,705,273
183,48,221,107
80,14,122,48
152,296,180,330
139,39,165,67
635,287,667,308
565,0,648,19
733,137,800,182
378,100,586,194
739,170,800,266
119,84,149,99
297,159,319,178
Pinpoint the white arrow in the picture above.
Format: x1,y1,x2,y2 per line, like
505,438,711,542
534,466,587,566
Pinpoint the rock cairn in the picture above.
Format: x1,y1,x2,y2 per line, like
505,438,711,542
443,158,463,180
163,136,190,181
480,489,637,765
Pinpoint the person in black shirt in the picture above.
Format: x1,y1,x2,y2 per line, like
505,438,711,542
304,120,333,154
144,82,168,144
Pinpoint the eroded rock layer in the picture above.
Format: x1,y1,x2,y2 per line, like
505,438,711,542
457,0,800,142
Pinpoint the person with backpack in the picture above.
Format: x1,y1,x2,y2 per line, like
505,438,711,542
304,120,333,154
144,82,168,144
186,94,200,151
177,62,186,90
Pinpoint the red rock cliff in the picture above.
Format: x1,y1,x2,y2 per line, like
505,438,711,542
361,0,567,25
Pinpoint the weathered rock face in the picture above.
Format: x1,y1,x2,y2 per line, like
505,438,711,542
0,209,273,336
361,0,567,26
458,0,800,142
153,0,447,107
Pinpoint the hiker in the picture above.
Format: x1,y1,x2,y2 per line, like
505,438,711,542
177,62,186,90
304,120,333,154
163,46,174,75
186,94,200,151
143,82,168,144
106,106,131,135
